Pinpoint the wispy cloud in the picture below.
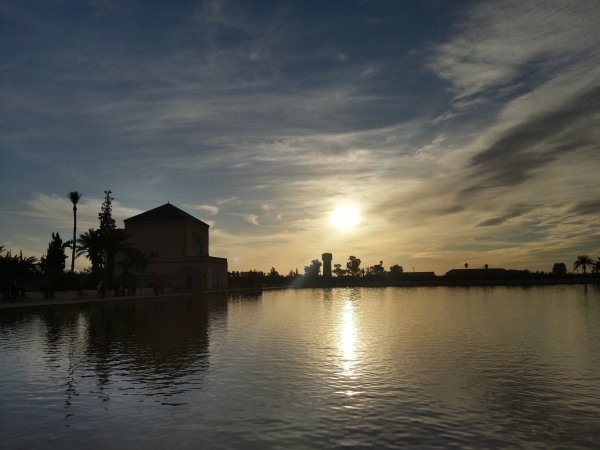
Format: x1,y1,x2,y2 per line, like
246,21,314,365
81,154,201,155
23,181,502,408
217,197,240,206
461,84,600,194
1,0,599,273
241,214,259,226
429,0,600,101
184,203,220,216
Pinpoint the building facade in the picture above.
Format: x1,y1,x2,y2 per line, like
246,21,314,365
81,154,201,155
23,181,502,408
123,203,227,291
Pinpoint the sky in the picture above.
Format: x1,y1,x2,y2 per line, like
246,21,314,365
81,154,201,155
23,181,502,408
1,0,599,275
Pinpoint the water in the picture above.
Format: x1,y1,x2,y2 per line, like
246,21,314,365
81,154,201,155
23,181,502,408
1,285,599,449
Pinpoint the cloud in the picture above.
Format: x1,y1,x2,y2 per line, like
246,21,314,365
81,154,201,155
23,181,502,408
455,82,600,199
184,203,219,215
217,197,240,206
570,200,600,216
18,193,142,230
476,205,532,227
429,0,600,101
2,1,599,274
234,214,259,226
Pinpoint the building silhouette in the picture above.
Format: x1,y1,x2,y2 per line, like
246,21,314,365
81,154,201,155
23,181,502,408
123,203,227,291
322,253,332,278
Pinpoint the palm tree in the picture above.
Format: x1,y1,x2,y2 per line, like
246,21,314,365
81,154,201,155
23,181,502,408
573,254,593,274
67,191,83,273
0,248,39,277
593,257,600,274
118,248,154,274
76,229,104,274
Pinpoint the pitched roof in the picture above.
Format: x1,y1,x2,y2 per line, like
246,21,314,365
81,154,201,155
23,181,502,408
124,203,209,226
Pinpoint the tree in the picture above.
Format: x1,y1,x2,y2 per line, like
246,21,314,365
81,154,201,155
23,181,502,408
333,263,346,277
346,256,361,276
67,191,83,273
389,264,403,277
304,259,322,278
41,233,69,276
551,262,567,276
593,258,600,274
76,229,104,274
0,247,39,277
102,228,131,284
573,255,593,274
96,190,130,285
368,261,385,276
117,248,154,276
16,251,39,275
98,190,116,234
264,267,284,286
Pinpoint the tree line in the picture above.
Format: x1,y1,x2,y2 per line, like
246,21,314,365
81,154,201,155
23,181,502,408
2,191,600,294
1,190,152,293
235,254,600,288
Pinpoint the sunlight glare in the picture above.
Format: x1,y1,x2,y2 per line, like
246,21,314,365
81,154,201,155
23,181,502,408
331,204,360,231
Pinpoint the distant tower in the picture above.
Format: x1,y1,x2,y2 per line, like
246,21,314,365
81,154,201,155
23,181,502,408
322,253,332,278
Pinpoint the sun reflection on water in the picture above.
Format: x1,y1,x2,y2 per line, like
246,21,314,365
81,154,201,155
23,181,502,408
339,298,357,379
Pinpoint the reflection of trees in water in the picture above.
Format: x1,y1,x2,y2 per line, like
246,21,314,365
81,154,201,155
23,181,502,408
2,297,230,411
37,309,88,417
2,309,86,413
0,311,37,340
84,298,217,399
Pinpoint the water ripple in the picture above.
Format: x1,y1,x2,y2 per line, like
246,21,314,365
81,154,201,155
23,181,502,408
1,287,599,449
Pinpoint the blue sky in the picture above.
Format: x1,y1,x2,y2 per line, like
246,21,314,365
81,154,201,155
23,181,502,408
1,0,599,274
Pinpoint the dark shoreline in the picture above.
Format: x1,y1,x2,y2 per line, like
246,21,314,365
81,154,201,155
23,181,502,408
286,276,600,289
1,279,598,311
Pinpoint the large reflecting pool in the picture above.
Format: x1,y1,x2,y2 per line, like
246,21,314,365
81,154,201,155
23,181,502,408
1,285,599,449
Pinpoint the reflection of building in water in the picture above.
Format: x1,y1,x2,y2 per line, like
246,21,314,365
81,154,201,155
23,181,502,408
124,203,227,291
84,297,219,399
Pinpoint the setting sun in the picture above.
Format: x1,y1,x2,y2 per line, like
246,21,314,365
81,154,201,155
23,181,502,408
331,204,361,231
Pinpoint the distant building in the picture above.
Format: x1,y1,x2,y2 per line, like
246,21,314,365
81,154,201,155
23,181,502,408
123,203,227,291
322,253,332,278
402,271,437,282
444,268,507,280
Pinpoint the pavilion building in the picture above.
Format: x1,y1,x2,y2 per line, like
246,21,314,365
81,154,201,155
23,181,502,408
123,203,227,292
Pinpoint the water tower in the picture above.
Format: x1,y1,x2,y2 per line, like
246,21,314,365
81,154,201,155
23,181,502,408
322,253,332,277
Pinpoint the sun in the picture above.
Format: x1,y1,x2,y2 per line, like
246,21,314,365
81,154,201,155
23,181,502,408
331,204,361,231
